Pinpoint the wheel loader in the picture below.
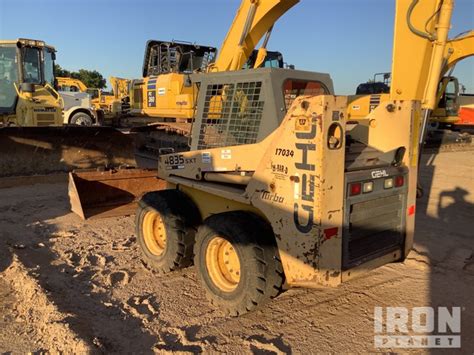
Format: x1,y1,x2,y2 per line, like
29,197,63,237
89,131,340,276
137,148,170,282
132,0,469,315
0,38,63,127
0,39,146,178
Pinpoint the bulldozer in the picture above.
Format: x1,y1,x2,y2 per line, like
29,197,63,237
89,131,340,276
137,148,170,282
129,0,471,315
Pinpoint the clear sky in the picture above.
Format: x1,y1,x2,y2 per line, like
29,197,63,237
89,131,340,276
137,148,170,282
1,0,473,93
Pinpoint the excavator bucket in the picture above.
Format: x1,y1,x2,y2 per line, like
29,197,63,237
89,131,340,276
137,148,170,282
68,168,166,220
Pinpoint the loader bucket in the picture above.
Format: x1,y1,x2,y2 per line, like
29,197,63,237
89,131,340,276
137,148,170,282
0,126,136,177
68,168,166,220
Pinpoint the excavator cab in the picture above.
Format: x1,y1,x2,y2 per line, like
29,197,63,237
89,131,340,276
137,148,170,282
432,76,460,123
355,72,391,95
0,39,62,126
244,50,284,69
142,40,217,77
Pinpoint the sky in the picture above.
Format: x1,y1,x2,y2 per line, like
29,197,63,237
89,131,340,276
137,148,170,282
0,0,473,94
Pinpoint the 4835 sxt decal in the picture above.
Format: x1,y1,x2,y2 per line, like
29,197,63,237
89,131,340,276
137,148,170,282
164,155,197,169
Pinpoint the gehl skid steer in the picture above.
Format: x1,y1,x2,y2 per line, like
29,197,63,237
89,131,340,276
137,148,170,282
133,0,467,315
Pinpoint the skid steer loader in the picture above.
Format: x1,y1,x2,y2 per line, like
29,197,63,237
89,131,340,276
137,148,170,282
133,0,466,315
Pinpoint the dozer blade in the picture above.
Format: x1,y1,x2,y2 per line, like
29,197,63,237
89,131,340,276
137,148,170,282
0,126,136,177
68,168,166,220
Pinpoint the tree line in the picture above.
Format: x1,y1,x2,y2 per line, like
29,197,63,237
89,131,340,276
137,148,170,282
54,64,107,89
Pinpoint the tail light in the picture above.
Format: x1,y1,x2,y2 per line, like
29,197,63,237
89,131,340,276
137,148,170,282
363,182,374,193
395,175,404,187
350,182,362,196
384,178,393,189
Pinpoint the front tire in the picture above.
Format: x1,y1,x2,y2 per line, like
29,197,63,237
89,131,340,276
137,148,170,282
70,112,93,126
194,211,284,316
136,190,201,273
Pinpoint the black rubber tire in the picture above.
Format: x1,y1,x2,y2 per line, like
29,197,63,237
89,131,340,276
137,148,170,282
194,211,285,316
70,112,93,126
136,189,201,273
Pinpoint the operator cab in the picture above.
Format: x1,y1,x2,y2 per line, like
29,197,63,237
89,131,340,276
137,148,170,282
436,76,460,116
355,72,391,95
0,39,56,116
244,50,284,69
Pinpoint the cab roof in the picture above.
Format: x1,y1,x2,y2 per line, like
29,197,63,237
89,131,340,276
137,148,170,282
0,38,56,51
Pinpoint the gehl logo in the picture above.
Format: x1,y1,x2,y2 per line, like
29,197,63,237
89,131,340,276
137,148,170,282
293,117,317,233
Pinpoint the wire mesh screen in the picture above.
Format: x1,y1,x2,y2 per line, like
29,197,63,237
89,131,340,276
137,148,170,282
197,81,265,149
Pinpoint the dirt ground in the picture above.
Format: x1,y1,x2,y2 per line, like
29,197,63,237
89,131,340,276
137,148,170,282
0,150,473,354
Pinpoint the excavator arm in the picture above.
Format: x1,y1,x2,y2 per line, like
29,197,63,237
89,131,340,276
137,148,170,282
444,30,474,73
210,0,299,72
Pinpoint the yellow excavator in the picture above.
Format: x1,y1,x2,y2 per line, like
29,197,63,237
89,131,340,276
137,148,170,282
128,0,298,123
348,29,474,129
123,0,471,316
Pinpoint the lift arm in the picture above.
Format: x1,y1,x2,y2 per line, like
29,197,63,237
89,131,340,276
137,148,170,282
210,0,299,72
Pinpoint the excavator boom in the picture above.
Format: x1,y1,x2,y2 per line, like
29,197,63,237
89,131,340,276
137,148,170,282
211,0,299,72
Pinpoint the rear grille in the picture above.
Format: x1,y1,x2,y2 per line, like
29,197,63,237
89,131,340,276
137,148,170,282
36,113,56,126
344,193,404,268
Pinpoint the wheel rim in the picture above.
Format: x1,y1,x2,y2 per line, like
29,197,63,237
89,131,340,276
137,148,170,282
206,236,241,292
74,116,91,126
142,210,167,256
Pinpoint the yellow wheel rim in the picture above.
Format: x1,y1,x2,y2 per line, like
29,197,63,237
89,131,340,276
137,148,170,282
142,210,167,256
206,236,241,292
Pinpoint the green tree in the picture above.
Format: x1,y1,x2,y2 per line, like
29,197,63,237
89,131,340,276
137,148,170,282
76,69,106,89
54,64,107,89
54,64,71,78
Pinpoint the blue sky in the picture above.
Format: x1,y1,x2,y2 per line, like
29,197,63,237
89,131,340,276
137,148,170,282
1,0,473,93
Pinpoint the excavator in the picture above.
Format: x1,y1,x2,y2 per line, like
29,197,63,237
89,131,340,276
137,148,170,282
124,0,472,316
128,0,298,123
349,28,474,130
127,40,285,122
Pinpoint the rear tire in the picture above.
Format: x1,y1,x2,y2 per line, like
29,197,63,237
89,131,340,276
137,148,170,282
70,112,93,126
194,211,284,316
136,190,201,273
